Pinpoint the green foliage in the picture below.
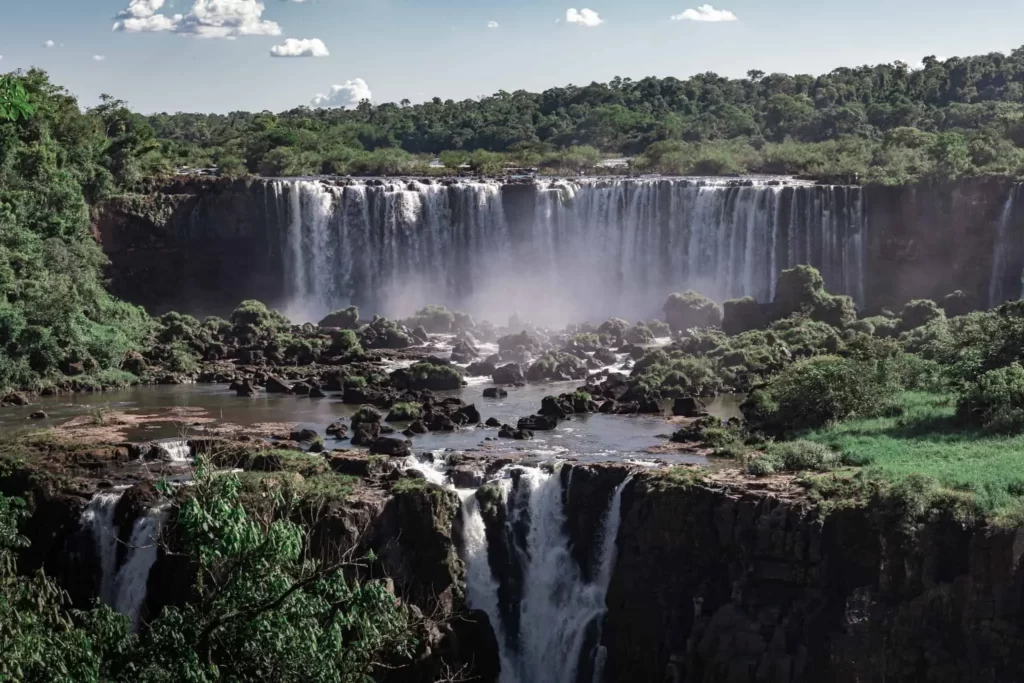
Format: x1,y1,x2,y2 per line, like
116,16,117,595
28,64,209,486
663,292,723,335
385,402,424,422
0,75,34,121
748,440,843,475
628,351,723,399
742,355,901,436
318,306,359,329
351,406,382,427
957,362,1024,432
647,320,671,337
899,299,945,332
328,329,362,356
404,305,455,334
390,362,463,390
230,300,289,342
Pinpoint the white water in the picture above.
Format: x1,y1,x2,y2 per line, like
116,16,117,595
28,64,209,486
461,466,632,683
400,452,450,486
79,491,167,630
156,439,191,463
270,178,867,323
989,185,1022,307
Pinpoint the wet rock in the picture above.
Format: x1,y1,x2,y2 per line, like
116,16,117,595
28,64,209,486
451,339,479,364
492,363,524,385
408,419,429,435
518,415,558,431
599,399,618,414
326,421,349,439
290,428,319,443
539,395,573,419
291,381,312,396
1,392,30,406
451,466,484,489
411,325,430,343
122,351,149,375
328,454,389,477
673,396,709,417
499,425,533,440
456,404,481,424
593,347,618,366
308,386,327,398
638,399,662,414
265,375,293,394
483,387,508,399
614,402,640,415
485,417,502,428
28,411,47,420
370,436,413,457
351,423,381,446
308,440,325,454
466,360,497,377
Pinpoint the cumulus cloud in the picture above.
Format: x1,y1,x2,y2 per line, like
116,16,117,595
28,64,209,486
93,55,106,61
43,40,55,47
565,8,603,26
671,4,737,22
270,37,328,57
113,0,281,38
487,20,499,28
311,78,371,109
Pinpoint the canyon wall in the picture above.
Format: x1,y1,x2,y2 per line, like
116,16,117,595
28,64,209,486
92,176,1024,322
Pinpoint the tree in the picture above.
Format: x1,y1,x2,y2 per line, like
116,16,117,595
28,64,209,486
0,75,34,121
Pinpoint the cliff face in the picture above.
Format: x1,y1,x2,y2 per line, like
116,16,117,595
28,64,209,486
601,474,1024,683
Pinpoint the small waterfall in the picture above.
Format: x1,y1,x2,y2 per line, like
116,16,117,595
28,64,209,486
156,439,191,463
79,490,168,631
271,178,866,323
989,185,1022,308
460,466,632,683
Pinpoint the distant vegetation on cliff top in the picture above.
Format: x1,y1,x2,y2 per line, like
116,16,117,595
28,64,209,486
131,45,1024,183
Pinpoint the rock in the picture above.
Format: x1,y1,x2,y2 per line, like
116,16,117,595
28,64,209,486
370,436,413,457
593,347,618,366
539,395,573,419
328,454,389,477
291,381,312,396
599,399,618,414
492,363,525,385
290,428,319,443
673,396,709,417
411,325,430,343
451,339,479,364
456,404,481,424
265,375,293,394
308,386,327,398
451,466,484,489
466,360,497,377
326,421,348,439
485,417,502,427
518,415,558,431
351,423,381,446
308,440,325,454
122,351,149,375
233,379,257,397
28,411,47,420
408,419,429,435
1,392,30,406
614,402,640,415
483,387,508,399
499,425,533,440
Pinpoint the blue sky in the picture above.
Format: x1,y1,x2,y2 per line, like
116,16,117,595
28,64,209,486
1,0,1022,114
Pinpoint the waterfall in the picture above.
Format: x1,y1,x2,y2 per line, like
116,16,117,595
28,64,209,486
270,178,866,324
989,185,1022,308
79,490,168,631
156,439,191,463
460,466,632,683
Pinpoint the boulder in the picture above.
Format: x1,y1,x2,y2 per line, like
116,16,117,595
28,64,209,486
483,387,508,399
351,423,381,446
451,339,479,364
325,421,348,439
308,386,327,398
1,392,30,407
234,379,257,397
499,425,533,440
466,360,497,377
518,415,558,431
289,428,319,443
593,347,618,366
492,363,525,385
673,396,709,418
28,411,47,420
265,375,293,394
370,436,413,457
407,420,429,435
485,417,502,428
291,382,312,397
455,404,481,424
122,351,149,376
539,395,573,419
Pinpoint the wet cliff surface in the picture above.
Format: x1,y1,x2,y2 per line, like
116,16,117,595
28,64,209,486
92,176,1024,320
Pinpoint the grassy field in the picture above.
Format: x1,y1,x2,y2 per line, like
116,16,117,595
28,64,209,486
803,392,1024,517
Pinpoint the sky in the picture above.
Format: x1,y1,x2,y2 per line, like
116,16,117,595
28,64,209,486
1,0,1022,114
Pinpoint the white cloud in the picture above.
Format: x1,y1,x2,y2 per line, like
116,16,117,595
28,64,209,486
43,40,55,47
113,0,281,38
93,55,106,61
311,78,371,109
270,37,328,57
487,20,499,28
565,8,603,26
671,5,737,22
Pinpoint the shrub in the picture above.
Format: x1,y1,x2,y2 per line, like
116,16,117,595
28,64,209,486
747,440,842,475
497,330,539,353
773,266,856,328
597,318,630,339
742,355,900,436
352,406,382,427
231,300,289,341
663,292,723,334
942,290,973,318
628,351,722,399
624,322,655,345
863,315,900,339
647,320,671,337
899,299,945,333
722,297,772,335
957,362,1024,431
318,306,359,329
405,305,455,334
345,375,367,389
386,402,424,422
329,329,362,356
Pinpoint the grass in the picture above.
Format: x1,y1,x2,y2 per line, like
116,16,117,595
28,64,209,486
803,391,1024,517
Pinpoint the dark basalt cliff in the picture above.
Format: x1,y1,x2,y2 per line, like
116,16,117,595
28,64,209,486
92,176,1024,318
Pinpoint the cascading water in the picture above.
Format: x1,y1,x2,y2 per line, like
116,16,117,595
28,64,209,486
460,466,632,683
270,178,866,323
989,185,1023,308
79,491,168,631
155,439,191,463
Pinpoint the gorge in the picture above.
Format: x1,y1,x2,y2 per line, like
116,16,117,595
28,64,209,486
95,175,1024,323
